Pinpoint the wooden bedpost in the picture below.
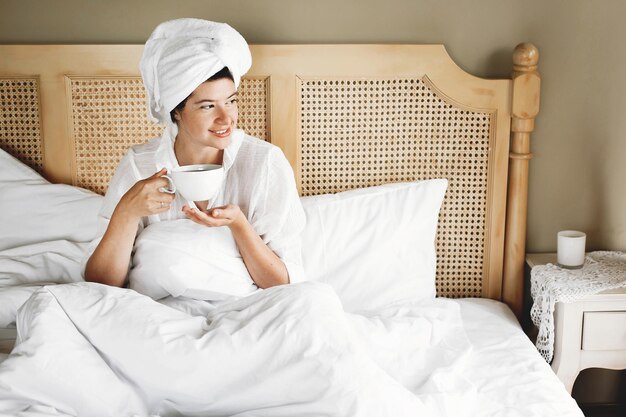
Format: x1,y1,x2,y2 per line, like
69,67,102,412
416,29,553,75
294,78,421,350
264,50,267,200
502,43,541,320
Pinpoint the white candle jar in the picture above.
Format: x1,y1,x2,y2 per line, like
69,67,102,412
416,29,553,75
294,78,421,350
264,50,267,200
557,230,586,269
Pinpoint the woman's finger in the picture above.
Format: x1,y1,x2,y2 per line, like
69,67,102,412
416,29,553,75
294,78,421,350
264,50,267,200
208,204,239,222
183,206,223,227
151,176,173,194
148,167,168,179
155,200,171,212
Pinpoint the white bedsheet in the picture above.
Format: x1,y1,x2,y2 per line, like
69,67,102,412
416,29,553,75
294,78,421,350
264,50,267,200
0,282,473,417
0,240,88,328
456,299,583,417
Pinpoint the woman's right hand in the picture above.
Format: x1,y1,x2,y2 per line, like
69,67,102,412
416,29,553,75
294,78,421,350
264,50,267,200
115,168,175,219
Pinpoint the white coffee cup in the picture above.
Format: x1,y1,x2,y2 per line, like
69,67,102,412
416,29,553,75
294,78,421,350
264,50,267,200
557,230,586,269
160,164,224,201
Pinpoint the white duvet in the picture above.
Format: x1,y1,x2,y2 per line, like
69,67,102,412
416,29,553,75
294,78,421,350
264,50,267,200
0,281,473,417
0,236,583,417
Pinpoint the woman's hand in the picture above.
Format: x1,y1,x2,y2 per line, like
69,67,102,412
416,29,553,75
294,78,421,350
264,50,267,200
183,203,289,288
182,204,245,229
85,168,174,287
116,168,175,220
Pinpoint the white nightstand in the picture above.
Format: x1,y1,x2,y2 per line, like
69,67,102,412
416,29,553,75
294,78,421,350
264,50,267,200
527,253,626,394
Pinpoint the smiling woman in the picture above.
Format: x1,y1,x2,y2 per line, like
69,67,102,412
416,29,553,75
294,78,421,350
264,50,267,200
83,18,306,290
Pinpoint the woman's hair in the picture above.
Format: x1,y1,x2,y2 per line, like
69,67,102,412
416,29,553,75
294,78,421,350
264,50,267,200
170,67,235,122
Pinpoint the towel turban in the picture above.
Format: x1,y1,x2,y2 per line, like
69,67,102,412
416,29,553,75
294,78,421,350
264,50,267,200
140,18,252,124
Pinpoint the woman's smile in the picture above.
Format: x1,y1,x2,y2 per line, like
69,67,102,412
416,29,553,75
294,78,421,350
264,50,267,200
210,126,233,137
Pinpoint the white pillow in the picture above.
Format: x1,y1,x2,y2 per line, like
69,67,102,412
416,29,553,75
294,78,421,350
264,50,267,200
129,219,259,301
300,179,447,313
0,149,103,251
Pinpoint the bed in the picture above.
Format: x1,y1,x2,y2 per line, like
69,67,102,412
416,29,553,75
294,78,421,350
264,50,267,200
0,44,584,416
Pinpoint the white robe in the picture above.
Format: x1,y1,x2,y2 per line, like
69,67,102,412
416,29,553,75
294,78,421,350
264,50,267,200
83,125,306,284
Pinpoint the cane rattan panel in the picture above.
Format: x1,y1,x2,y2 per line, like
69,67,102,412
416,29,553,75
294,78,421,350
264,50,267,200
299,78,491,298
70,77,163,195
69,76,269,195
238,77,269,141
0,77,43,173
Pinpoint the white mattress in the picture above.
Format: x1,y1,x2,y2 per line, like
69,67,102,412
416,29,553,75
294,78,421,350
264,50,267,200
456,298,583,417
0,293,582,416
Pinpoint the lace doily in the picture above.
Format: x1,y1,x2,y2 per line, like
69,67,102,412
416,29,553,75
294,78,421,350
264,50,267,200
530,251,626,363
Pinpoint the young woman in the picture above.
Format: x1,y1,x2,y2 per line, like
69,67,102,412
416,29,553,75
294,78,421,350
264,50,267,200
84,19,305,291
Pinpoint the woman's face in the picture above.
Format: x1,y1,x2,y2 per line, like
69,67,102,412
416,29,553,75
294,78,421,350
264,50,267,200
174,77,238,150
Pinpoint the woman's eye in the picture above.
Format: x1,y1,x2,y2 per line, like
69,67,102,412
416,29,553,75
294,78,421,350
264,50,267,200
227,98,238,106
200,104,215,110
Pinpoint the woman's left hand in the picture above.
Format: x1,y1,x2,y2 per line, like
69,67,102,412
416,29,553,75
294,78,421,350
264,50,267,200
182,204,245,228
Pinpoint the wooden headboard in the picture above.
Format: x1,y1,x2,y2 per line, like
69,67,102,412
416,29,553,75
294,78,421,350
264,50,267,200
0,44,540,318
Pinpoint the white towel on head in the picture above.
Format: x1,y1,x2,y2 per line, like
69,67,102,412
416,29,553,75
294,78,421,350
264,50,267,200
140,18,252,124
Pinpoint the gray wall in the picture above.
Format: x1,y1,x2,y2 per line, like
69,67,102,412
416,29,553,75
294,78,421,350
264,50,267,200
1,0,624,406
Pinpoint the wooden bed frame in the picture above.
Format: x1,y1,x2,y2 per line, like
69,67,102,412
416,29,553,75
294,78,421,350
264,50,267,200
0,44,540,319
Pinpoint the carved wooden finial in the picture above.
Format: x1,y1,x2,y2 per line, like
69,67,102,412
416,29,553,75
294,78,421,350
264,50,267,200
513,43,539,72
511,43,540,121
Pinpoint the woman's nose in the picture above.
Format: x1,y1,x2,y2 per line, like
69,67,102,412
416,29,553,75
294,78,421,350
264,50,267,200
215,107,231,123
